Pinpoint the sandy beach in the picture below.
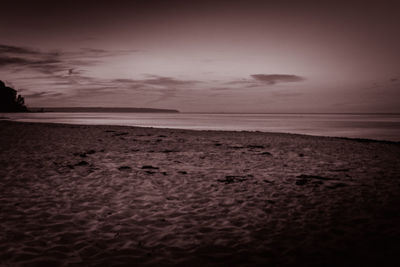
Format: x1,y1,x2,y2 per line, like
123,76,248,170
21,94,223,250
1,120,400,266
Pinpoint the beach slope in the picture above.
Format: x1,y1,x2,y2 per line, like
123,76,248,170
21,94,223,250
1,121,400,266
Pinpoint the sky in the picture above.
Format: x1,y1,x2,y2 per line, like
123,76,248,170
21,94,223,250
0,0,399,113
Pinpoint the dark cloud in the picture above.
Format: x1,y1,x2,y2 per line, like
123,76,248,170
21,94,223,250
141,76,199,87
251,74,305,85
112,78,137,84
0,56,65,75
0,44,66,74
0,44,191,106
224,79,253,86
81,48,109,54
67,68,86,76
79,48,142,57
24,91,64,99
2,43,307,107
0,56,33,66
223,74,305,89
0,43,138,76
0,44,40,55
112,76,199,88
23,74,193,104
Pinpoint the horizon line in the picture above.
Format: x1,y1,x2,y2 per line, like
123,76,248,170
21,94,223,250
27,107,400,115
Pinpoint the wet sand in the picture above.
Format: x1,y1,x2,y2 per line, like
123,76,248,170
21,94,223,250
1,120,400,266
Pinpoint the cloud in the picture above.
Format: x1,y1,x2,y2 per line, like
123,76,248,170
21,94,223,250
0,56,66,75
224,79,254,85
78,48,142,57
0,45,66,74
0,44,41,55
24,91,64,99
141,75,199,87
0,43,139,76
0,44,189,106
111,76,200,104
251,74,305,85
111,76,199,90
222,74,305,89
0,56,33,66
67,68,86,76
23,74,196,105
1,43,307,108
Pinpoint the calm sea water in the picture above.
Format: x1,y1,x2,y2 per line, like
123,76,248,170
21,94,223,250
2,112,400,141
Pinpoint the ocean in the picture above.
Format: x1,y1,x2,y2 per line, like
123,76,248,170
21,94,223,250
2,112,400,142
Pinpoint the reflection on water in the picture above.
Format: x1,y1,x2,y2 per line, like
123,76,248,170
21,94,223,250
2,112,400,141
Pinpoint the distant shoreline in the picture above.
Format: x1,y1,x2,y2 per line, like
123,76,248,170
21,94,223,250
182,112,400,115
28,107,180,113
26,108,400,115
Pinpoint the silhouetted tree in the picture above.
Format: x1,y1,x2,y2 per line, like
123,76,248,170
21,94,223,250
0,80,28,112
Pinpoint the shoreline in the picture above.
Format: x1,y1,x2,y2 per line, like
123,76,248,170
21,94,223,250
1,120,400,266
2,119,399,144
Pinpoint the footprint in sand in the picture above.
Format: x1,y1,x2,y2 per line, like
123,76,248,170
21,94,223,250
295,174,348,189
217,175,253,184
118,166,131,171
247,145,264,149
76,161,89,166
112,132,129,136
141,165,159,170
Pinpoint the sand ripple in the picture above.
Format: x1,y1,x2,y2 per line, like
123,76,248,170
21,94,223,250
1,121,400,266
